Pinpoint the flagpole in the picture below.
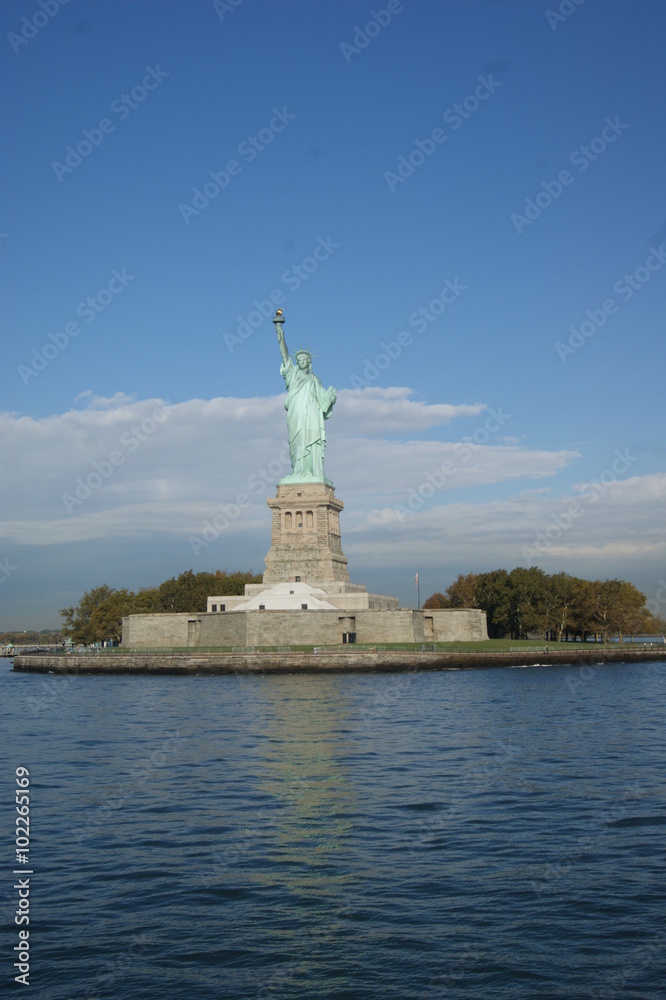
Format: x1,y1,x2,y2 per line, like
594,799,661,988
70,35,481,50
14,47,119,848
416,568,420,610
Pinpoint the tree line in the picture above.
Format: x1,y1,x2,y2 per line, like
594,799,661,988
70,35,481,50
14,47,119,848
60,566,663,645
424,568,664,642
60,569,261,645
1,629,62,647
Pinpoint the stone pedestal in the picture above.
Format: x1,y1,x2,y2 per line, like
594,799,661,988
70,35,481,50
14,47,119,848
263,482,350,584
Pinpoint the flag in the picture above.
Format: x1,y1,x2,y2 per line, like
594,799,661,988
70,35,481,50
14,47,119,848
415,572,419,589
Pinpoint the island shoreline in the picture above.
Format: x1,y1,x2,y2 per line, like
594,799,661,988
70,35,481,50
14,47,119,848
12,648,665,675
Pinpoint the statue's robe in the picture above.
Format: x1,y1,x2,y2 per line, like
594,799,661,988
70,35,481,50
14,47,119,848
280,359,334,479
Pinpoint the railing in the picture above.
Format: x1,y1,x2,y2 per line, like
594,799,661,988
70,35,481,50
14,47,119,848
9,640,664,657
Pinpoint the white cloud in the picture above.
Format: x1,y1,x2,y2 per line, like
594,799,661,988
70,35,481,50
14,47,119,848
351,475,666,580
331,438,578,502
0,389,661,624
0,388,578,544
334,386,486,435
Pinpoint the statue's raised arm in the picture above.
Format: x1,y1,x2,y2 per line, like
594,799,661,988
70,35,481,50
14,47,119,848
273,309,290,366
271,310,337,486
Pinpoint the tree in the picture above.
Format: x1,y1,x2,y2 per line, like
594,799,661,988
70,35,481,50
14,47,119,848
132,587,162,613
423,592,450,609
474,569,511,638
157,569,261,612
445,573,479,608
423,570,512,637
506,567,546,638
423,568,654,642
60,569,263,644
542,572,583,641
644,611,666,637
1,630,61,646
586,579,650,641
60,584,118,644
212,570,261,596
157,570,202,613
88,589,137,643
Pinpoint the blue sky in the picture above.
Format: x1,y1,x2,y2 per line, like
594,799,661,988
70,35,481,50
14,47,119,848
1,0,665,628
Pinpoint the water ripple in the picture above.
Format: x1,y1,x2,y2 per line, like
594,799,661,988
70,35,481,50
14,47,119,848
2,658,665,998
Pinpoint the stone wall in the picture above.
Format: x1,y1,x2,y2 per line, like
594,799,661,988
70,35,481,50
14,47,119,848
198,612,248,647
429,609,488,642
122,613,191,647
14,647,665,675
244,611,342,647
354,610,423,644
122,607,488,647
264,482,350,583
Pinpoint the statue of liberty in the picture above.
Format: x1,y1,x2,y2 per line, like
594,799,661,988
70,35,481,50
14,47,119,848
273,310,337,484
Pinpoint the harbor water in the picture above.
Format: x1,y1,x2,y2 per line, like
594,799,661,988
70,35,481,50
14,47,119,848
2,657,665,998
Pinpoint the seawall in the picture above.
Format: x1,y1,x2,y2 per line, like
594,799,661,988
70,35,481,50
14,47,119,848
12,648,665,675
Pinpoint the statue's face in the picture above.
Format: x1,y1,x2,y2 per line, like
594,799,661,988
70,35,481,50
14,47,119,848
297,355,309,370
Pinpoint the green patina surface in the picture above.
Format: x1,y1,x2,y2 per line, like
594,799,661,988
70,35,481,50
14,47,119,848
273,311,337,484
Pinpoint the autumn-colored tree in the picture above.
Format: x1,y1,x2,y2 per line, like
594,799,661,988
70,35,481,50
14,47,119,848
132,587,163,613
581,578,651,642
88,589,137,643
646,611,666,635
423,569,512,637
422,592,450,609
445,573,479,608
60,584,118,644
542,572,584,641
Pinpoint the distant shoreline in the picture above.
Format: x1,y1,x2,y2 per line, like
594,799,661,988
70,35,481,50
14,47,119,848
12,647,665,675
